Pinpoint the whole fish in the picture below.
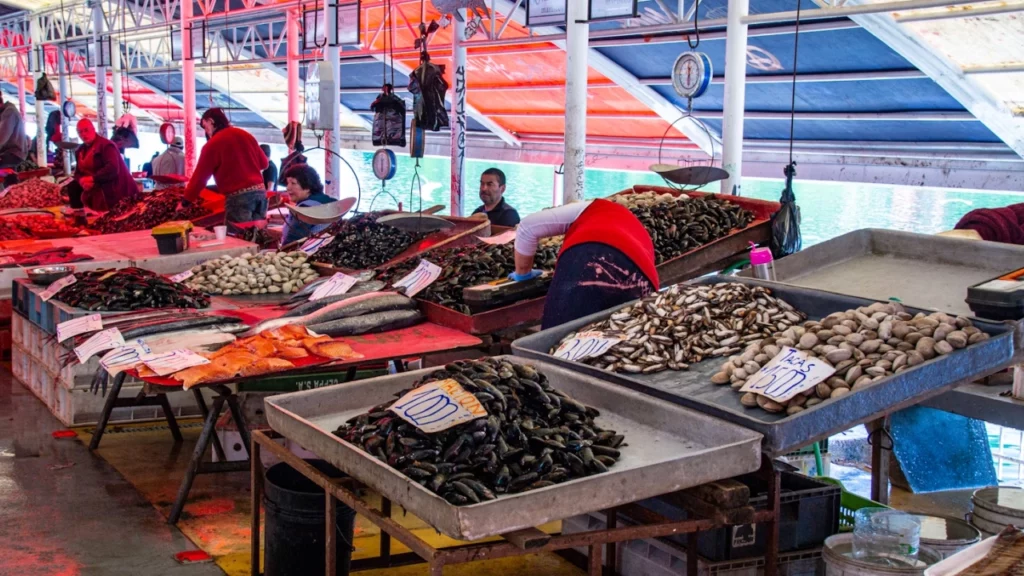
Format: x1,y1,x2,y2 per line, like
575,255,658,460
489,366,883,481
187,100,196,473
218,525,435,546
307,309,424,337
244,292,415,335
282,280,386,317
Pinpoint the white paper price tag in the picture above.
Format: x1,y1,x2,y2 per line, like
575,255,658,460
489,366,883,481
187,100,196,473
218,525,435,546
142,349,210,377
40,274,76,302
740,347,836,403
478,229,517,245
170,269,194,283
56,313,102,343
553,331,623,362
392,259,442,298
74,327,125,364
100,339,152,375
389,379,488,433
309,272,358,301
300,235,334,256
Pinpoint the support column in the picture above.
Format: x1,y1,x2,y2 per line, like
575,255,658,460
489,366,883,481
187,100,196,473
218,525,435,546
563,0,589,204
286,9,301,124
182,0,197,176
29,19,45,167
56,50,73,171
112,41,123,121
16,54,26,122
720,0,749,195
450,11,467,217
324,1,342,199
91,4,109,137
552,164,564,207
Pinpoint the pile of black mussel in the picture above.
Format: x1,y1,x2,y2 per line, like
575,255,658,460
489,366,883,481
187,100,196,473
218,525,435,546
334,358,624,505
314,212,426,270
55,268,210,311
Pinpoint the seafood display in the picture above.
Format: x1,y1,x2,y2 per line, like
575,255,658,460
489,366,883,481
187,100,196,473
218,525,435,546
282,280,386,316
183,252,319,295
3,214,81,238
716,301,991,414
0,178,64,210
54,268,210,311
91,187,210,234
553,282,805,375
334,358,623,504
377,243,560,314
0,218,30,240
612,192,756,264
314,212,426,270
247,292,420,336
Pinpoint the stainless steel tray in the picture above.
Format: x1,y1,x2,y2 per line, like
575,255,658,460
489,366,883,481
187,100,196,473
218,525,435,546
511,276,1017,456
264,355,763,541
739,229,1024,317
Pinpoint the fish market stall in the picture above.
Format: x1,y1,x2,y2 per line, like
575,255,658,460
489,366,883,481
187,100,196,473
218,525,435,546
87,186,225,236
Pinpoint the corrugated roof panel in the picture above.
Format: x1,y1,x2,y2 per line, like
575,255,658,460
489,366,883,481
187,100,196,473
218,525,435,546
713,118,1003,142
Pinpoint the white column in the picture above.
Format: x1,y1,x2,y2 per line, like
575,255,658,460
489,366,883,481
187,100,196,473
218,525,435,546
720,0,749,195
56,50,73,171
324,0,342,199
286,9,301,124
111,39,123,121
16,54,26,121
29,19,45,166
563,0,589,204
450,12,467,217
182,0,197,176
91,4,109,137
552,165,564,207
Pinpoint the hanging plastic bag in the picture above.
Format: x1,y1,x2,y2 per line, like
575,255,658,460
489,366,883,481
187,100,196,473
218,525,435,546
408,59,449,132
34,73,57,101
110,113,139,150
371,84,407,147
770,162,802,258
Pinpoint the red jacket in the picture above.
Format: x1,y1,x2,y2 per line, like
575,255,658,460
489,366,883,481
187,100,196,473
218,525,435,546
559,199,660,290
74,136,137,212
184,126,268,202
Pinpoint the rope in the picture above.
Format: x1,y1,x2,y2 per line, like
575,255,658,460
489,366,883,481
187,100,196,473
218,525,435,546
686,0,700,50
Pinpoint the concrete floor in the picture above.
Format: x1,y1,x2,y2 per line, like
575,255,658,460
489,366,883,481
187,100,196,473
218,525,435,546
0,371,223,576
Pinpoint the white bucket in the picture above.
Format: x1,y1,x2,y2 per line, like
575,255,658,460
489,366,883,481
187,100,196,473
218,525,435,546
970,487,1024,536
824,533,942,576
912,514,982,559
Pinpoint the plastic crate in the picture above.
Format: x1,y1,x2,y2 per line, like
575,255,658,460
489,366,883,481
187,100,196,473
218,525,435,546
786,440,829,457
815,478,888,532
638,472,841,562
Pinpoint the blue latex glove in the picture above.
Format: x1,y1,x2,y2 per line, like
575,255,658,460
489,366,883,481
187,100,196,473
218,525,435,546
508,269,543,282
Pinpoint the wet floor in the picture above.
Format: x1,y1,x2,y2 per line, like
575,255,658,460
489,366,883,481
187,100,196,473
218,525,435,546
0,369,223,576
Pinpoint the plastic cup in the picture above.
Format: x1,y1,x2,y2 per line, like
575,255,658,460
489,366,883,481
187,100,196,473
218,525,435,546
853,508,922,566
214,225,227,241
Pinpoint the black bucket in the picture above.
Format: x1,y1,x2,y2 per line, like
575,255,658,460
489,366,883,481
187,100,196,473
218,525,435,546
263,460,356,576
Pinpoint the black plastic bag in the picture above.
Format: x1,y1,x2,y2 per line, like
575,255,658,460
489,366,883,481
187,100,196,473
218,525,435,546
34,73,56,101
408,61,449,132
770,162,802,258
371,84,407,147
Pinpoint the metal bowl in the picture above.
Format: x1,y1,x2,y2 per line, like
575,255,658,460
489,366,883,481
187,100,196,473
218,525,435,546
26,265,75,286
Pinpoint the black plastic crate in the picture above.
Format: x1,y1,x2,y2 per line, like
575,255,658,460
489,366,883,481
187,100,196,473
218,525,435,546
634,471,840,562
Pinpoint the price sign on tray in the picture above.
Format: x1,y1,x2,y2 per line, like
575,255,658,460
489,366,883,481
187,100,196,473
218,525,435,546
309,272,358,301
392,259,442,298
389,379,488,433
74,327,125,364
553,331,623,362
169,269,194,283
100,340,153,375
300,235,334,256
141,349,210,377
740,347,836,403
56,313,102,343
40,274,76,302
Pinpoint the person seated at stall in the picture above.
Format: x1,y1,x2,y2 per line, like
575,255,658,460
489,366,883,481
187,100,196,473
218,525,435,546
0,92,30,169
280,163,335,247
510,199,659,329
73,118,137,212
472,167,520,226
152,137,186,177
261,144,279,191
180,108,269,233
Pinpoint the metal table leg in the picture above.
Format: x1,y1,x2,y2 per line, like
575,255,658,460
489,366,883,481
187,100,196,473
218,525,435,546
764,455,781,576
381,498,392,564
89,372,126,450
251,438,263,576
224,387,252,458
168,395,225,524
326,492,337,576
192,388,227,462
869,416,893,505
156,393,183,442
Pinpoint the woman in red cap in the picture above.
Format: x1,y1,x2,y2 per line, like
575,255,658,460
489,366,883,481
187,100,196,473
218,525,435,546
512,199,659,329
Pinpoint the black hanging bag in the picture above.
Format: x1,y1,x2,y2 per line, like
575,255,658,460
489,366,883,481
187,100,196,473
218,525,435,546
770,162,802,258
371,84,407,147
34,73,56,101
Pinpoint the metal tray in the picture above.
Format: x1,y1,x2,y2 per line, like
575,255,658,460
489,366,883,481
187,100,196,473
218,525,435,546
511,276,1017,456
738,229,1024,317
264,355,763,541
418,296,546,335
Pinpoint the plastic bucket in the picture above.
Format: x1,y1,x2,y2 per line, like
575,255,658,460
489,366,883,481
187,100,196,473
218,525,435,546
912,514,981,559
970,487,1024,536
263,460,356,576
824,533,941,576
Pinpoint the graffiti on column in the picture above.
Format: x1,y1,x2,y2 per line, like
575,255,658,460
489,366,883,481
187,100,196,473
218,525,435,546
451,63,467,217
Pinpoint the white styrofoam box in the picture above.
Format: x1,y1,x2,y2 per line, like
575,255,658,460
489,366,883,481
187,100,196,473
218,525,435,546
12,313,23,346
211,429,318,465
27,322,41,359
12,343,28,382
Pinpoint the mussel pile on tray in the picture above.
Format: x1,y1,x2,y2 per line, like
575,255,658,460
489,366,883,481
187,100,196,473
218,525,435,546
91,186,210,234
554,282,805,375
376,243,559,313
313,212,427,270
54,268,210,311
611,192,755,264
334,358,623,504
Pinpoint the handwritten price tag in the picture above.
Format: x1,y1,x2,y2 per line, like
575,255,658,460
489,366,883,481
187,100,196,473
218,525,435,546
300,235,334,256
56,313,102,343
142,349,210,376
100,339,152,375
740,347,836,403
40,274,76,302
74,327,125,363
392,259,442,298
479,229,517,245
169,269,194,283
309,272,358,301
389,379,488,433
553,331,623,362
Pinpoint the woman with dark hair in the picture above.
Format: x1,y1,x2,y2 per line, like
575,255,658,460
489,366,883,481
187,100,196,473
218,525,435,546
280,163,335,246
180,107,269,233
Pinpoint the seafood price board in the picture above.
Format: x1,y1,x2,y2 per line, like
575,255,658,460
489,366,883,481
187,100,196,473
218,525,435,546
393,260,442,297
74,327,125,363
553,331,623,361
389,379,489,432
56,312,100,342
40,274,76,302
739,347,835,403
309,272,358,301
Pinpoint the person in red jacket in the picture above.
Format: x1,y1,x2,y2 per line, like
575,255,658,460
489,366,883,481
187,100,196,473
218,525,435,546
180,108,269,233
73,118,137,212
511,198,659,329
